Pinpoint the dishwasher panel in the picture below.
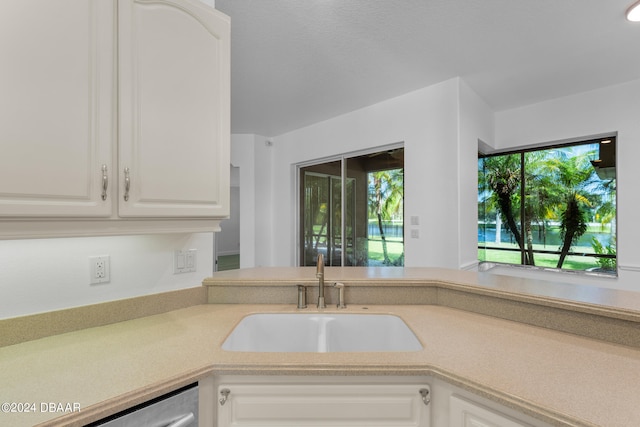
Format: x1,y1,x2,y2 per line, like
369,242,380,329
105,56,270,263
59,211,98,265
88,383,198,427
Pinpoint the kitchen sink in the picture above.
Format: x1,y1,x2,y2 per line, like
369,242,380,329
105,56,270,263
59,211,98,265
221,313,423,352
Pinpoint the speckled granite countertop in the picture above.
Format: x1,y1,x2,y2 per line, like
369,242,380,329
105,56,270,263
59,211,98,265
204,267,640,317
1,303,639,427
2,267,640,427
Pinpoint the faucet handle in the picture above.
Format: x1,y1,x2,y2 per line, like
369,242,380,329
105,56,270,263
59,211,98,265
333,282,346,309
296,284,307,309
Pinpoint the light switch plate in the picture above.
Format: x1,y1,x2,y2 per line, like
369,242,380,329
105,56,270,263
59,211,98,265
175,249,197,274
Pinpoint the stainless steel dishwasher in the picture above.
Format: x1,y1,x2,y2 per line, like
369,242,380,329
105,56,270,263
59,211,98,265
87,383,198,427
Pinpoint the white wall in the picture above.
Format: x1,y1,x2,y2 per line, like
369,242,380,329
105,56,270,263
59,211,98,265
0,233,214,319
230,133,274,267
238,77,493,269
459,80,495,269
492,78,640,291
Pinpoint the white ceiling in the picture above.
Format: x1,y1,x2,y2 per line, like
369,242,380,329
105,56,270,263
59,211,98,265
215,0,640,137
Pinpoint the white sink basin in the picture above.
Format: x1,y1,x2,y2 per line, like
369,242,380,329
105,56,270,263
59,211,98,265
221,313,423,352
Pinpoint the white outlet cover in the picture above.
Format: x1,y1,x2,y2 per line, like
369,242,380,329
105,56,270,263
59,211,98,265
89,255,110,285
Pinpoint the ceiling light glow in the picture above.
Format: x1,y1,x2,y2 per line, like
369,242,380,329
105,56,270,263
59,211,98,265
627,1,640,21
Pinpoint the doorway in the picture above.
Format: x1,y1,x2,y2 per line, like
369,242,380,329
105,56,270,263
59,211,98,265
216,166,240,271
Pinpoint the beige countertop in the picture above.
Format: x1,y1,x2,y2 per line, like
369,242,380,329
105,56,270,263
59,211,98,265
205,267,640,317
2,302,640,427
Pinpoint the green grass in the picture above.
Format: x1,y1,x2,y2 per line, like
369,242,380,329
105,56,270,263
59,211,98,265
367,238,404,265
478,243,600,271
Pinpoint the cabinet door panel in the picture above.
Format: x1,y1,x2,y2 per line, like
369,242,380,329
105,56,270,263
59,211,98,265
218,384,430,426
450,395,530,427
0,0,114,217
118,0,230,218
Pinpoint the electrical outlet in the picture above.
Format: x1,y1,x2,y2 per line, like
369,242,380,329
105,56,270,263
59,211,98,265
89,255,110,285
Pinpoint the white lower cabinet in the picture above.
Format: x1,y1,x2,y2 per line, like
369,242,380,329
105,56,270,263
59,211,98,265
449,395,530,427
204,376,553,427
215,379,431,427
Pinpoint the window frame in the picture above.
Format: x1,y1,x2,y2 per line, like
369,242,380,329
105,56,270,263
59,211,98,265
478,136,617,276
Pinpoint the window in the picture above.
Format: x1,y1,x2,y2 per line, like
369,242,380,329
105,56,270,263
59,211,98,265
478,137,617,275
300,147,404,267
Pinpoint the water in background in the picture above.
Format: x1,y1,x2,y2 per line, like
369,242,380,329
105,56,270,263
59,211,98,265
478,224,615,249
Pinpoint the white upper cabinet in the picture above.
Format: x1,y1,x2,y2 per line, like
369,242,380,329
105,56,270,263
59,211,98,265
0,0,230,237
0,0,115,217
118,0,230,218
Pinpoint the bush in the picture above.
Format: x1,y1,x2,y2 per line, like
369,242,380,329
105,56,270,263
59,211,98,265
590,237,616,271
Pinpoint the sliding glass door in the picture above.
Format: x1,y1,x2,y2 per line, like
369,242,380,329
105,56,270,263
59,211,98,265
299,147,404,267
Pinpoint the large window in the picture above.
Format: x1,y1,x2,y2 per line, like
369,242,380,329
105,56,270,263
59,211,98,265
478,137,617,275
300,147,404,267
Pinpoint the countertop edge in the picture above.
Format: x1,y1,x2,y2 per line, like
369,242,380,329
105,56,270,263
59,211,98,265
33,360,597,427
34,366,213,427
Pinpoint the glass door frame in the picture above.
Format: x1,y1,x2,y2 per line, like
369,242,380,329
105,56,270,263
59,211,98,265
295,142,404,267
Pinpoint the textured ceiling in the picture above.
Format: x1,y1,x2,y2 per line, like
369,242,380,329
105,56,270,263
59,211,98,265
216,0,640,137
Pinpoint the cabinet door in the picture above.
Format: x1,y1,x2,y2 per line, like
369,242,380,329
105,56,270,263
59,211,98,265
118,0,230,218
449,395,530,427
0,0,114,217
217,384,431,426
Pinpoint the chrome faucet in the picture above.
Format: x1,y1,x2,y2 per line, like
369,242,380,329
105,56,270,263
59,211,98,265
316,253,326,308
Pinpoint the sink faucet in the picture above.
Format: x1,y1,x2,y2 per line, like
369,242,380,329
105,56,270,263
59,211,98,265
316,253,326,308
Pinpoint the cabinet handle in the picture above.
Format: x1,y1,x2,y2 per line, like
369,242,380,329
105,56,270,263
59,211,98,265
101,164,108,201
219,388,231,406
123,167,131,201
419,388,430,406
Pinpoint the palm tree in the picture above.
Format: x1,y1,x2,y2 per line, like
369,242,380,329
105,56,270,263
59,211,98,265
543,149,596,268
522,150,564,264
369,168,404,265
483,154,535,265
557,191,589,268
594,180,616,235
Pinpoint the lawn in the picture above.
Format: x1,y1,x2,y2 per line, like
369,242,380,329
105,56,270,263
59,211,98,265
478,243,601,271
318,229,611,272
367,237,404,265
